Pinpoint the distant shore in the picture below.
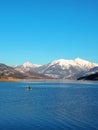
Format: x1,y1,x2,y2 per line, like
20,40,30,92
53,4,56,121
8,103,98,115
0,78,76,82
0,78,98,82
0,76,19,82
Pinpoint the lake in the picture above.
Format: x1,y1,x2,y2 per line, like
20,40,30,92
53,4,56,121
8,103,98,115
0,81,98,130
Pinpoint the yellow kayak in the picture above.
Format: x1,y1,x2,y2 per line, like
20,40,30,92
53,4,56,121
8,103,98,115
26,86,32,90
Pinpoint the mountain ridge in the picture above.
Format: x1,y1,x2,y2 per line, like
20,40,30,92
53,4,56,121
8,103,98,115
14,58,98,79
0,63,53,81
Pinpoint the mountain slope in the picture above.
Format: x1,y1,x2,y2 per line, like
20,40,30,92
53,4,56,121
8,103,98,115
83,66,98,76
0,63,24,78
77,72,98,80
77,66,98,80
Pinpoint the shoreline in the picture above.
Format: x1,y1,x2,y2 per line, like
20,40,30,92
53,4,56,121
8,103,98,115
0,78,98,82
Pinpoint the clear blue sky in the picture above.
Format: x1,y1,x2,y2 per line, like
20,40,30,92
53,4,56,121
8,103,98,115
0,0,98,65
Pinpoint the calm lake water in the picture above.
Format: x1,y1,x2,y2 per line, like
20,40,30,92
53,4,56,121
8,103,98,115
0,81,98,130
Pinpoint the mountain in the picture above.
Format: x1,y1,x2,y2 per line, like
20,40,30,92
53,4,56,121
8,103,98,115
0,63,25,80
0,63,53,81
14,62,41,73
35,58,98,79
77,66,98,80
14,58,98,79
77,72,98,80
82,66,98,76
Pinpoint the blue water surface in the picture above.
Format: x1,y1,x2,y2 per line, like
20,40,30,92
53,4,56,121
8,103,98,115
0,81,98,130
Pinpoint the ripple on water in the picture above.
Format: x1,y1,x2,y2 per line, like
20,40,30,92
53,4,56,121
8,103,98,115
0,82,98,130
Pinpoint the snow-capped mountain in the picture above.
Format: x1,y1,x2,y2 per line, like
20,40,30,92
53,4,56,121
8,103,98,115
46,58,97,70
35,58,98,79
14,58,98,79
14,62,41,73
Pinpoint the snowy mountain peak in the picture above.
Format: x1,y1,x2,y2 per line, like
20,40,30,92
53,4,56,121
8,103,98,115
50,59,69,67
23,62,33,67
75,58,84,61
51,59,67,64
14,61,41,73
50,59,76,67
75,58,90,63
23,62,40,68
48,58,98,69
74,58,97,67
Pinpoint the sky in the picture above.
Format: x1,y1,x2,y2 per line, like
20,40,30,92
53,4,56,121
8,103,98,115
0,0,98,65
